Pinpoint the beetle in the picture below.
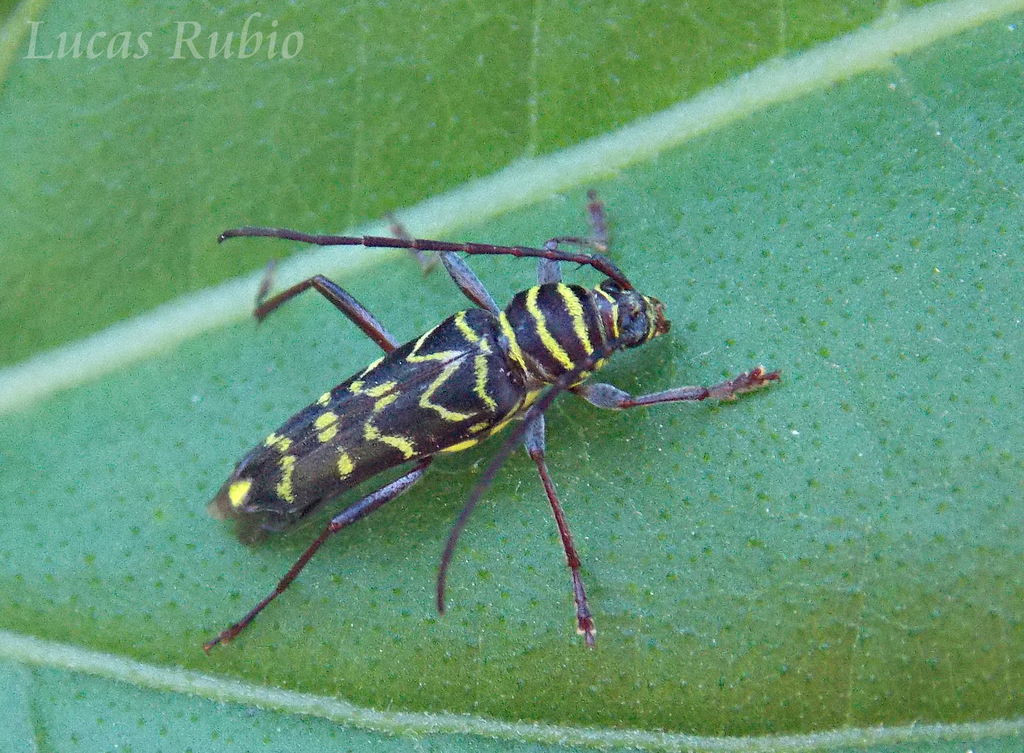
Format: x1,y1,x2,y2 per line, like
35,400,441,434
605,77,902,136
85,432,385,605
204,194,779,651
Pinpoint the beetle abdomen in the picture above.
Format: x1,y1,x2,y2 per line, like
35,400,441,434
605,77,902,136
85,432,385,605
209,307,527,543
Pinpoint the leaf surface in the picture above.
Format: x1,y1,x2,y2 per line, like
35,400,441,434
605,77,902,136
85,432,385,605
1,2,1022,751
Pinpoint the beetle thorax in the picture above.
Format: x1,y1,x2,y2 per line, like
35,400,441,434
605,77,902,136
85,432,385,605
498,280,671,386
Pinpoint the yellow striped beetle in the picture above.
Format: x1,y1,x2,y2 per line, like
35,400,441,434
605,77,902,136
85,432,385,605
205,195,779,651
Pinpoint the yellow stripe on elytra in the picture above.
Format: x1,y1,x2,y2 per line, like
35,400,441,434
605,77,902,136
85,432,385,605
349,378,396,398
359,356,384,378
440,436,480,453
454,310,498,411
406,323,462,363
473,354,496,410
522,388,544,410
337,450,354,478
317,391,332,406
420,361,473,421
445,401,523,452
264,432,292,452
314,411,340,443
276,455,297,502
314,411,338,429
557,283,593,356
453,310,479,344
364,381,397,397
526,287,573,370
485,412,517,438
228,479,252,508
373,392,399,412
363,421,416,459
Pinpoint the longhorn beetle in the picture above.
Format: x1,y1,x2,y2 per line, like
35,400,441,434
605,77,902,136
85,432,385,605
205,194,779,651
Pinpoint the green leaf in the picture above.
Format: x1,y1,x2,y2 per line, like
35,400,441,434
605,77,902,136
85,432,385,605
2,1,1023,751
2,0,900,368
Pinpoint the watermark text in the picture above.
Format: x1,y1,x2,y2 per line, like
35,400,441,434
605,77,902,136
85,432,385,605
24,14,303,60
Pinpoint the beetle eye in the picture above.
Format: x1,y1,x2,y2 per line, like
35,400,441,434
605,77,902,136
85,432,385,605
617,301,649,344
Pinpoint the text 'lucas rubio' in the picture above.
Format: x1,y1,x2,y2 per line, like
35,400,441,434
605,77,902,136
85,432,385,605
24,13,303,61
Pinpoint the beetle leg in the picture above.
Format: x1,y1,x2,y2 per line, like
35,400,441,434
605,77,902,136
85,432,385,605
437,345,618,632
254,274,400,353
388,214,500,313
536,191,609,284
585,190,609,253
204,458,432,651
537,241,562,285
572,366,781,409
436,251,501,315
523,413,597,646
